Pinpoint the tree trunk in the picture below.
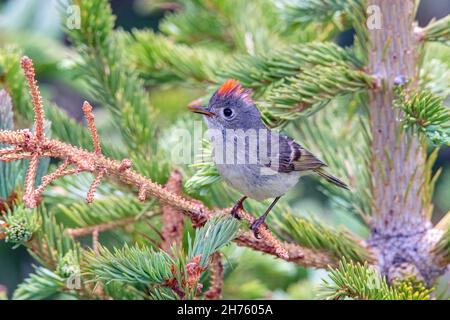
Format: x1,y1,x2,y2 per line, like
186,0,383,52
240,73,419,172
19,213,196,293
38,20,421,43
367,0,445,283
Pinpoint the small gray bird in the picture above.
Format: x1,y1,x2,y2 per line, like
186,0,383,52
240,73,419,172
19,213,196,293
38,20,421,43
188,79,348,237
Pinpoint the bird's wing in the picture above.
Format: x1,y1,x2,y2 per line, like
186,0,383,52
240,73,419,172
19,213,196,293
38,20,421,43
262,134,326,173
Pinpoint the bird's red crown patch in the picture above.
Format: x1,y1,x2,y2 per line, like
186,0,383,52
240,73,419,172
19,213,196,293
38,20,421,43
216,79,253,104
218,79,241,95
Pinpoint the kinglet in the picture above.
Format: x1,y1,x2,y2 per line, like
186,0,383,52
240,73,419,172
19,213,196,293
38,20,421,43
189,79,348,237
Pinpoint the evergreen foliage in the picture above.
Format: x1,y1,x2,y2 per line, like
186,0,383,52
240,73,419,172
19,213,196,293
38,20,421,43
65,0,156,153
275,214,370,263
396,88,450,146
281,0,361,27
319,259,433,300
423,14,450,45
85,245,174,285
13,266,67,300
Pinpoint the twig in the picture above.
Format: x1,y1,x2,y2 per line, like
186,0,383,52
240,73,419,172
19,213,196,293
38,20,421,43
0,146,22,156
160,170,185,253
23,153,40,208
34,160,70,203
86,167,106,204
82,101,102,155
138,184,147,202
219,208,289,260
92,228,99,254
235,231,334,268
204,252,223,300
66,216,146,238
20,56,44,142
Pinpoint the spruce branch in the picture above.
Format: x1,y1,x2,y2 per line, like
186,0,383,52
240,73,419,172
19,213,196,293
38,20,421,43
395,88,450,146
19,56,47,208
319,259,433,300
0,46,33,117
59,196,156,228
275,214,373,263
66,216,145,238
26,209,80,270
82,102,102,156
13,266,67,300
20,57,45,142
160,170,185,253
0,56,337,268
281,0,362,27
188,215,239,267
217,42,363,91
263,65,375,120
65,0,156,152
159,0,230,47
33,161,85,206
0,47,120,158
85,216,237,299
228,208,289,260
235,232,334,268
15,58,106,208
84,244,174,286
86,166,106,204
130,33,364,99
167,216,237,299
130,30,226,85
159,0,287,54
204,252,224,300
3,204,39,247
421,14,450,45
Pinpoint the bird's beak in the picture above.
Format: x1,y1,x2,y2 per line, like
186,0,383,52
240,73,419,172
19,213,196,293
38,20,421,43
187,103,215,117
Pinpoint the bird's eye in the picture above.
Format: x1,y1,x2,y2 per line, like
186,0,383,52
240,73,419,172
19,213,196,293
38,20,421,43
223,108,233,118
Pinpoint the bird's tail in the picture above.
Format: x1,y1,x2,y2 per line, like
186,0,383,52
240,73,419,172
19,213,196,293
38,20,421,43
313,168,349,190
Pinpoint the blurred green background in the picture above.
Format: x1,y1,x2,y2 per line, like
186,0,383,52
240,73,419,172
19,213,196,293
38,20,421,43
0,0,449,299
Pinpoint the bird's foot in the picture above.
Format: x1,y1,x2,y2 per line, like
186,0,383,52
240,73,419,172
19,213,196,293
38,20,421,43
250,216,266,239
230,196,247,220
230,204,242,220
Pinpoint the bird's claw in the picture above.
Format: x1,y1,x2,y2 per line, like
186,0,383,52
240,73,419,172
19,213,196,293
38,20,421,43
230,201,244,220
250,217,265,239
231,207,241,220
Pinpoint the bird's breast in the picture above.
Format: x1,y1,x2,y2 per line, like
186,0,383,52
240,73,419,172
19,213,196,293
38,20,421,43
215,163,300,201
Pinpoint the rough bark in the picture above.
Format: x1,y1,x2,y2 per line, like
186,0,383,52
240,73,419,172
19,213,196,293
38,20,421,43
366,0,447,283
160,170,185,253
